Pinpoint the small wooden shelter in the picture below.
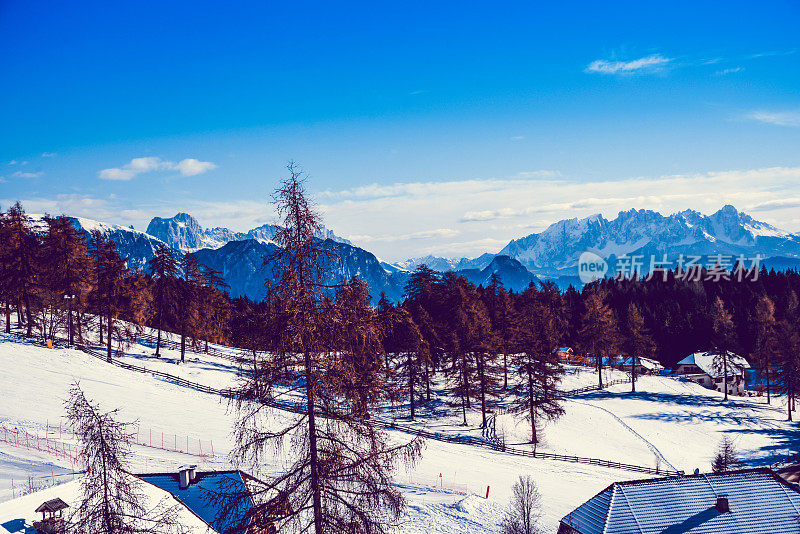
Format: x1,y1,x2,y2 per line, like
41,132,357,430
33,497,68,533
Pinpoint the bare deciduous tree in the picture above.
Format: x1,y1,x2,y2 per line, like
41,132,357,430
502,475,542,534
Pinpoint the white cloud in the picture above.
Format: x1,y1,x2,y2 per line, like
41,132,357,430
585,54,671,75
11,171,44,178
316,166,800,261
173,158,218,177
99,156,217,180
715,67,743,76
41,152,56,158
747,110,800,127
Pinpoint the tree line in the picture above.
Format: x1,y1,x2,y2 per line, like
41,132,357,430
0,202,229,362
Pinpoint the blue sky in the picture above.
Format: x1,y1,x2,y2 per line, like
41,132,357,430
1,0,799,260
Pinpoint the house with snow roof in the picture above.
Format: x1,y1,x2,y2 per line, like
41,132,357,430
675,351,750,396
137,466,287,534
557,468,800,534
0,467,286,534
616,356,664,376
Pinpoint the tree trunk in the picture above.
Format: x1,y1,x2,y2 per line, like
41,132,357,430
478,355,487,428
23,293,33,337
180,322,186,363
408,353,415,421
106,313,112,363
631,358,636,393
425,359,431,402
99,316,103,345
4,301,9,333
766,367,771,404
305,346,324,534
723,352,728,401
597,353,603,389
528,368,537,445
789,385,793,421
503,353,508,389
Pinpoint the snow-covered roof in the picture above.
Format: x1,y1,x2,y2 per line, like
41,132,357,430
620,356,664,370
677,351,750,378
138,470,257,533
0,475,214,533
560,468,800,534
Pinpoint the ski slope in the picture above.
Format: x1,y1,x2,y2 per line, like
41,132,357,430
0,332,797,533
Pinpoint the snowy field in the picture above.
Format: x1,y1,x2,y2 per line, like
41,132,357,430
1,331,798,533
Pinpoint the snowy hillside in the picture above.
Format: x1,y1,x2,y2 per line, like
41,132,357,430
1,331,798,533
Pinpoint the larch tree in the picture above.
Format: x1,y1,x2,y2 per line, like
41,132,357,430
710,296,736,401
752,294,778,404
228,163,422,534
177,253,201,363
66,383,187,534
775,291,800,421
514,289,565,446
578,288,619,389
39,215,92,346
390,307,430,421
622,303,655,393
147,245,179,357
88,231,129,362
4,202,40,336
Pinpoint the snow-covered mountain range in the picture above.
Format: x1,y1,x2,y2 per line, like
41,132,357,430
146,212,351,251
407,205,800,281
51,205,800,303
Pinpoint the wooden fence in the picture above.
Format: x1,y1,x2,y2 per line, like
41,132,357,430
74,343,678,476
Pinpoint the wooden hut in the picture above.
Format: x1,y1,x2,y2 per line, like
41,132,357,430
33,497,68,533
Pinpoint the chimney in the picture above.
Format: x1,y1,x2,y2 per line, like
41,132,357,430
178,467,191,490
715,495,730,513
188,465,197,483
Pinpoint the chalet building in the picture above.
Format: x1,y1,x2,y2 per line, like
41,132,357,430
615,356,664,376
675,351,750,396
557,468,800,534
554,347,574,362
138,467,288,534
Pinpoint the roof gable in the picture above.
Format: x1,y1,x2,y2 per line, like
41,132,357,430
677,351,750,378
561,469,800,534
138,471,254,533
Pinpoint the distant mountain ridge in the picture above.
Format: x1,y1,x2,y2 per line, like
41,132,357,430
45,204,800,303
406,205,800,281
146,212,351,252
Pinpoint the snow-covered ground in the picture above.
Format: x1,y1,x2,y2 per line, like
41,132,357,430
1,331,797,533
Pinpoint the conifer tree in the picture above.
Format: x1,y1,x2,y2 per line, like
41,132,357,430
230,163,422,534
622,303,654,393
177,254,201,363
752,294,778,404
4,202,40,336
514,289,565,445
775,292,800,421
711,296,736,401
88,231,128,362
711,436,741,473
578,288,619,389
39,215,92,345
147,245,178,357
390,307,430,420
66,383,186,533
